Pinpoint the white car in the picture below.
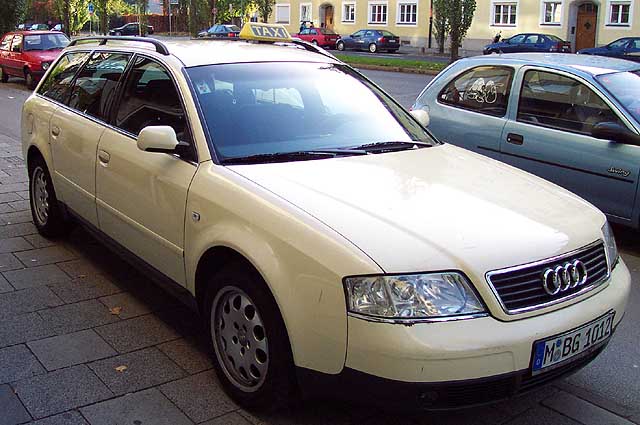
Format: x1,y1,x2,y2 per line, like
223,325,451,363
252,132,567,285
21,24,630,409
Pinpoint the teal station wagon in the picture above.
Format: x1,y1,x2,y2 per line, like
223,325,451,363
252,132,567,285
413,53,640,229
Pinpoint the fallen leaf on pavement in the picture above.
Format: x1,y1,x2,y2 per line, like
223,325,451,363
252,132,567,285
109,306,123,315
115,365,127,372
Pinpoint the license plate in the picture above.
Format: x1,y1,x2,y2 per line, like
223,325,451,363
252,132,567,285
531,312,614,375
388,39,396,43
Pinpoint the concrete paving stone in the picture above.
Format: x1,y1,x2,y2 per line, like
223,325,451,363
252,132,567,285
0,211,34,225
8,200,30,212
555,382,636,419
0,312,55,349
22,234,56,249
503,406,581,425
98,292,155,319
30,411,88,425
543,391,635,425
157,337,214,374
0,174,28,185
202,412,252,425
154,304,203,338
0,183,28,195
0,286,64,318
0,274,13,293
0,203,16,214
57,255,139,283
0,237,34,253
159,370,237,423
95,314,181,353
12,365,113,420
0,384,31,425
56,259,106,279
28,330,117,372
0,222,37,239
239,401,374,425
80,388,193,425
38,299,120,334
88,347,186,395
0,192,22,204
48,275,123,304
0,253,26,272
4,156,24,165
16,191,30,201
14,246,77,268
3,264,70,290
0,345,45,384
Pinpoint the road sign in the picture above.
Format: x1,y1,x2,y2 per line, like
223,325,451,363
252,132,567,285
88,3,94,14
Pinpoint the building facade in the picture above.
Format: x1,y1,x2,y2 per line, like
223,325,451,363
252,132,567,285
268,0,640,51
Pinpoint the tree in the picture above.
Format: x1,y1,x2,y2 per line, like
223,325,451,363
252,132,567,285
54,0,91,35
254,0,273,23
0,0,26,34
433,0,476,62
136,0,148,35
432,0,448,54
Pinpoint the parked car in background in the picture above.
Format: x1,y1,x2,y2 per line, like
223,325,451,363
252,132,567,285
336,29,400,53
108,22,154,36
30,24,50,31
578,37,640,62
51,24,64,32
198,24,241,39
484,33,571,54
0,31,69,88
412,53,640,229
294,27,340,48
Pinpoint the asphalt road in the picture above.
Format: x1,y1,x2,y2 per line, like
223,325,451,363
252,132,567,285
0,72,638,424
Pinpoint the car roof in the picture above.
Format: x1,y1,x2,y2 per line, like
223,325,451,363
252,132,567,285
7,31,57,35
462,53,640,76
67,38,340,68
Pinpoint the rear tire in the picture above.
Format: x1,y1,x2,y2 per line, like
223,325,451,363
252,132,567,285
205,263,297,410
25,69,35,90
336,40,345,51
368,43,377,53
28,156,70,237
0,67,7,83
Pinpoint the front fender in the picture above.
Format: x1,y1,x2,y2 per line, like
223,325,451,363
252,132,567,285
22,94,58,178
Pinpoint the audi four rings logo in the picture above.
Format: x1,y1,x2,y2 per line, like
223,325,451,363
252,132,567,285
542,260,588,296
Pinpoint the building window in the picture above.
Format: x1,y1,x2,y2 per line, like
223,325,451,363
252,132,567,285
300,3,312,21
369,3,388,24
397,2,417,24
608,1,631,25
342,2,356,22
493,2,517,26
275,4,290,23
542,1,562,25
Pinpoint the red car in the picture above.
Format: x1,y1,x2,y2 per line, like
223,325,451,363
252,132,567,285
294,28,340,48
0,31,69,89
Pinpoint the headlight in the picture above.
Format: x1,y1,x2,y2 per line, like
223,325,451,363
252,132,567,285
344,272,485,320
41,62,50,70
602,221,619,270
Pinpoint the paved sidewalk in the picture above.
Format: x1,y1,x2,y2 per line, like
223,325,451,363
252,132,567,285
0,129,637,424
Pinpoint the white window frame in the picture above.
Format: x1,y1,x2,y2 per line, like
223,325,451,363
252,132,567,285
540,0,563,26
397,1,418,25
606,1,633,27
491,1,518,27
342,1,356,23
275,3,291,24
299,3,312,22
368,1,388,25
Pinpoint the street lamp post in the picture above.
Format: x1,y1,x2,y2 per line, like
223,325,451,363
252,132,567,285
428,0,433,49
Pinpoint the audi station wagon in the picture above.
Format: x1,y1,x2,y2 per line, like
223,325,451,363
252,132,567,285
21,26,630,409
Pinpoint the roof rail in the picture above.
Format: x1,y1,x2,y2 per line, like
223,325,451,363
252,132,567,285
68,36,170,55
288,38,337,61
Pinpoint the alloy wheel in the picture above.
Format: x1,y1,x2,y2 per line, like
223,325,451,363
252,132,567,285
31,166,49,226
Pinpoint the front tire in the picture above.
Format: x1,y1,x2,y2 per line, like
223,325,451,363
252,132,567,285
368,43,377,53
312,39,318,46
206,263,296,410
336,40,345,51
29,156,69,237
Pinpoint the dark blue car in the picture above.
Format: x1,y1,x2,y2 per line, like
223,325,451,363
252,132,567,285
577,37,640,62
483,33,571,55
336,29,400,53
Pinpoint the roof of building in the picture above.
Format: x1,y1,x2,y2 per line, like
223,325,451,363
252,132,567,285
463,53,640,76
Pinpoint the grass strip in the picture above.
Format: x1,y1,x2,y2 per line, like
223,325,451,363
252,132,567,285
334,54,447,72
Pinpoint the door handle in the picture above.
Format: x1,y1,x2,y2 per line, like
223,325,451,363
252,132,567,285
98,150,111,164
51,125,60,137
506,133,524,145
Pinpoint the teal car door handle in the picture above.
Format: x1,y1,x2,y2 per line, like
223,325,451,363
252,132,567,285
507,133,524,145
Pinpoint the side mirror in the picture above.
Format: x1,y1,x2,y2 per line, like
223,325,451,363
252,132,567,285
410,109,430,128
591,122,640,146
137,126,181,154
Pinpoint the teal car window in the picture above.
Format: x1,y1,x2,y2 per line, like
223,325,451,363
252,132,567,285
438,66,514,117
518,70,624,135
596,70,640,123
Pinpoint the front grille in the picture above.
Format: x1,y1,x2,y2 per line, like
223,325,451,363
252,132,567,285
486,241,608,314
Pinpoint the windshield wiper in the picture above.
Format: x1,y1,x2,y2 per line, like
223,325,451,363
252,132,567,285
221,149,368,165
351,140,432,153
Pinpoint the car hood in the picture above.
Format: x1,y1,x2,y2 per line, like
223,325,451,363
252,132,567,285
26,49,62,61
228,144,604,276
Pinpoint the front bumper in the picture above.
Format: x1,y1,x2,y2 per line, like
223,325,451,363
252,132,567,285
299,260,630,408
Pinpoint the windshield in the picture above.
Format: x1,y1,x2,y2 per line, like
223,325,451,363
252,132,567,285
187,62,434,162
597,71,640,123
24,33,69,51
608,39,628,49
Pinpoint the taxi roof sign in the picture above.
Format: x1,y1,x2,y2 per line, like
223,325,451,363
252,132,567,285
239,23,291,42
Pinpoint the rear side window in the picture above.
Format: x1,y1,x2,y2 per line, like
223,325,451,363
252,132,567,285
67,52,131,121
0,35,12,51
115,56,190,142
438,66,514,117
38,52,91,103
518,70,624,135
10,34,23,52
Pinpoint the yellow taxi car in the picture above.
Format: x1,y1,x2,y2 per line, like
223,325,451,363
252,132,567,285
21,24,630,409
